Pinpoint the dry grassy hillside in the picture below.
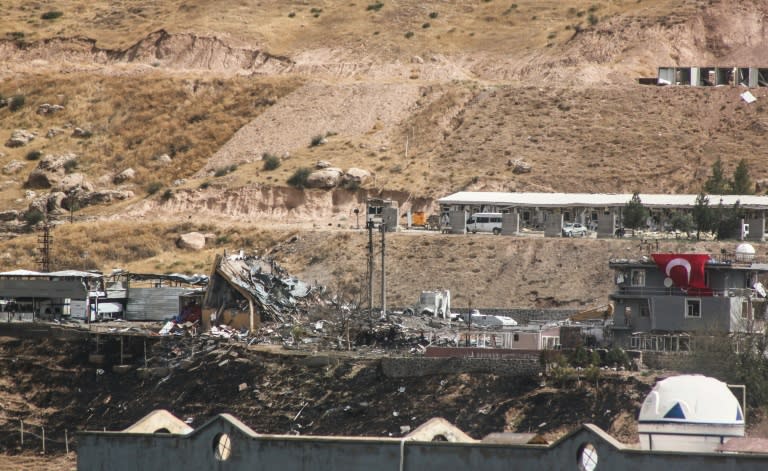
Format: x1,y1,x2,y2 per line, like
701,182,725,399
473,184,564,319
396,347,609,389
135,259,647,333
0,0,766,306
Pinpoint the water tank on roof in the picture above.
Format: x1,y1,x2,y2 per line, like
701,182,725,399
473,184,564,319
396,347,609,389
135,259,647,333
736,243,756,262
638,375,744,452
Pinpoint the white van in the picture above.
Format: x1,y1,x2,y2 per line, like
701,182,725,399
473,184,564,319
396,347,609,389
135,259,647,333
466,212,503,235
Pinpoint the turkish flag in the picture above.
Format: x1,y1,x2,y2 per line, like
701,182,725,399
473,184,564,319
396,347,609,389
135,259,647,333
652,253,711,295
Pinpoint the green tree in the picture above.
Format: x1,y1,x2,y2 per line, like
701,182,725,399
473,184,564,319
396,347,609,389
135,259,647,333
714,199,743,240
622,192,648,236
692,192,714,240
704,157,729,194
731,159,753,195
669,212,694,235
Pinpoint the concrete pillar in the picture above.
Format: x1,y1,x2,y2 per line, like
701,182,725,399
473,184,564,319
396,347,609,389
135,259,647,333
749,68,759,88
596,212,617,238
691,67,700,86
745,212,766,242
448,211,466,234
382,207,399,232
501,212,519,236
544,211,563,238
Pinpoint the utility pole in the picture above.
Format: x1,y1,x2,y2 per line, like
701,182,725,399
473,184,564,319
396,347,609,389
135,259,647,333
37,223,53,272
380,223,386,319
367,220,374,318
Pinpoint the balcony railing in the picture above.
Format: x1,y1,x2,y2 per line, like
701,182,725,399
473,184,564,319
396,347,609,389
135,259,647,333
612,286,755,297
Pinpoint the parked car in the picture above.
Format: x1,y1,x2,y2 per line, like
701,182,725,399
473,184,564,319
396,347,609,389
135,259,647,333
562,222,588,237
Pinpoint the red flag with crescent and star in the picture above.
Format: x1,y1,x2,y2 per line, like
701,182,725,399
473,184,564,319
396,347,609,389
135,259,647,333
651,253,711,295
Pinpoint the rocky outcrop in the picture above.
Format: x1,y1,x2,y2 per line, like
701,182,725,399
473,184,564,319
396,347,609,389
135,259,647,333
58,173,93,193
306,168,342,189
343,167,371,185
114,168,136,184
37,104,64,115
26,153,78,189
0,210,19,222
2,160,25,175
176,232,206,250
72,127,93,138
508,159,532,174
77,190,134,206
5,129,36,148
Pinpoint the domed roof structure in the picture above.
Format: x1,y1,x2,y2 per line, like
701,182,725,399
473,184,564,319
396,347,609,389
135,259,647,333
638,375,745,452
736,243,756,262
639,375,743,424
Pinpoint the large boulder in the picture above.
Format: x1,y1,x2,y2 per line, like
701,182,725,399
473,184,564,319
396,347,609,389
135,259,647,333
47,192,67,213
37,104,64,115
5,129,36,148
113,168,135,184
78,190,134,206
0,210,19,222
2,160,25,175
58,173,94,193
306,168,342,189
26,153,77,189
177,232,206,251
508,159,532,174
343,167,371,185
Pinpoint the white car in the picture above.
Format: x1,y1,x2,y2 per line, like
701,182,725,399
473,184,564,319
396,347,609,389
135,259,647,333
562,222,588,237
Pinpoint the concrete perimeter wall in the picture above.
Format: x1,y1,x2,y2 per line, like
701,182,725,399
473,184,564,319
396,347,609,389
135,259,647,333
381,352,541,378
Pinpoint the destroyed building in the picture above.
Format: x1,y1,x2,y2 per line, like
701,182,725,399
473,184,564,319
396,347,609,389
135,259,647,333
202,252,313,331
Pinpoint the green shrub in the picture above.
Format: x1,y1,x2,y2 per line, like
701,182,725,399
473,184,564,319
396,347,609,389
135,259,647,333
367,2,384,11
146,181,163,195
199,181,211,189
262,153,281,170
429,11,438,19
422,22,430,29
588,13,598,26
342,179,360,191
287,167,312,189
63,159,78,173
161,189,173,201
604,347,630,368
310,7,322,17
404,31,414,39
24,208,45,226
214,164,237,177
25,150,42,161
41,11,63,20
9,95,25,112
288,11,296,17
309,134,326,147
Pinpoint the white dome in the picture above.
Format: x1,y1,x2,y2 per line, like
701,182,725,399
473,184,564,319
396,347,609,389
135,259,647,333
736,243,756,261
638,375,743,425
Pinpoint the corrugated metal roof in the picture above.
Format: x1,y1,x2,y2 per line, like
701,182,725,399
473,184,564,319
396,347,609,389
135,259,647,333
0,269,101,278
437,192,768,209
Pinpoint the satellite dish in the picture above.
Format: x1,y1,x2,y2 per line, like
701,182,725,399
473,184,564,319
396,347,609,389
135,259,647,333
663,277,674,288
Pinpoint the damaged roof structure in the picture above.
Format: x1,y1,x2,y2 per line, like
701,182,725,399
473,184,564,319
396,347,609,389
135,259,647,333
202,253,313,331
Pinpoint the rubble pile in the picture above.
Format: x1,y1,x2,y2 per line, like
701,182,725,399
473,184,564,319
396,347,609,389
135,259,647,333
205,253,316,324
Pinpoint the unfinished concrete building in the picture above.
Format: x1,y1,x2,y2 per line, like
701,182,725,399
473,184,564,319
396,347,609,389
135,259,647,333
657,67,768,87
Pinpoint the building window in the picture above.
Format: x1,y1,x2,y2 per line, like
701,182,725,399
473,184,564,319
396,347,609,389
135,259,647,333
685,299,701,318
630,269,646,287
640,303,649,317
513,333,519,341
